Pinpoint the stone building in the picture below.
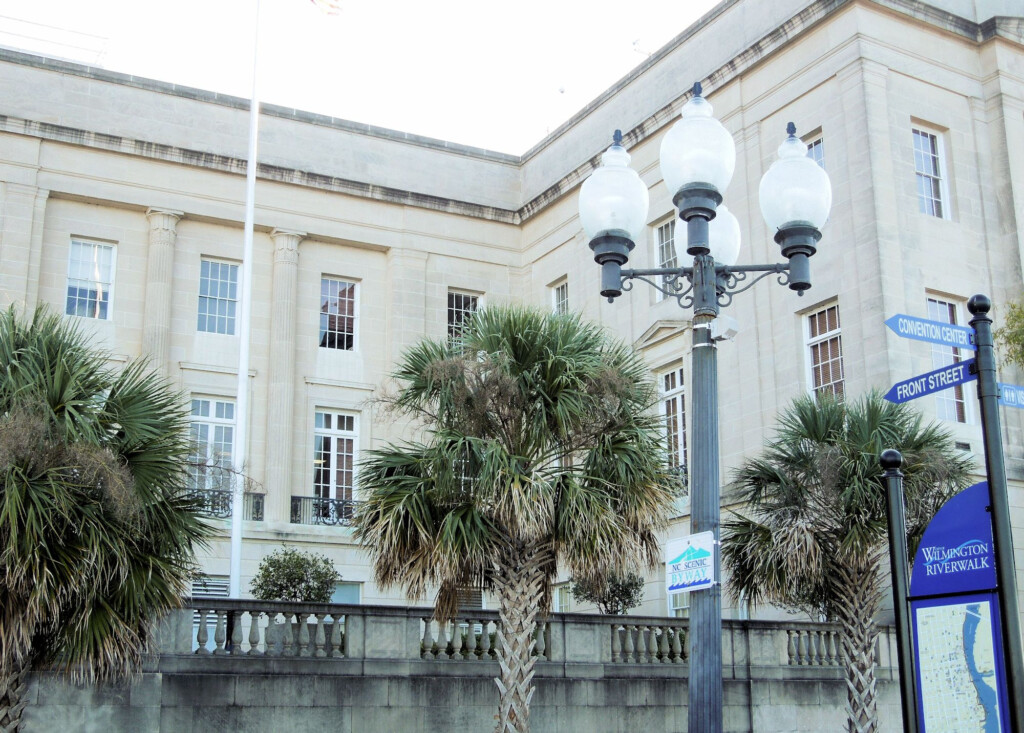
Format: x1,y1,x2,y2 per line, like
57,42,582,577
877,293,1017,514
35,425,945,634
0,0,1022,619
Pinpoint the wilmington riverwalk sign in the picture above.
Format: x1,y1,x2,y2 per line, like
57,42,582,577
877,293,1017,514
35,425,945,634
909,482,1010,732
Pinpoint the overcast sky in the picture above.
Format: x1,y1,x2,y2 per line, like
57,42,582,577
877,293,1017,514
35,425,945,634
0,0,720,154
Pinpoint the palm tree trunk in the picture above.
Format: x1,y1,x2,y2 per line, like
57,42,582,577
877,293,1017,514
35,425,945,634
491,543,548,733
833,564,884,733
0,656,30,733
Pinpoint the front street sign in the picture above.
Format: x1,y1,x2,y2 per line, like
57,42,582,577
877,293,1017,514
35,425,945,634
885,314,976,350
884,359,977,404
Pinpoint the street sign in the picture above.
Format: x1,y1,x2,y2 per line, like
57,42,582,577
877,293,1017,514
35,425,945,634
885,314,975,350
998,383,1024,408
884,359,977,403
665,531,716,593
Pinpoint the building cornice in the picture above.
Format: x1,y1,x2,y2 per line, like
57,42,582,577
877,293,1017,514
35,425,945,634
0,0,1018,226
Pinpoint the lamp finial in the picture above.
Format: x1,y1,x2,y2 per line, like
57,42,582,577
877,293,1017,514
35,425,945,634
613,129,623,147
786,121,797,137
692,81,702,98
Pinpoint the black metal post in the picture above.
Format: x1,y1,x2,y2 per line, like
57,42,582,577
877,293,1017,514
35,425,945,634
967,294,1024,732
686,214,723,731
880,449,919,733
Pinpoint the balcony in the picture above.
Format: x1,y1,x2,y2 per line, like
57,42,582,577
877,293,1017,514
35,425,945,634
290,496,361,526
188,489,265,521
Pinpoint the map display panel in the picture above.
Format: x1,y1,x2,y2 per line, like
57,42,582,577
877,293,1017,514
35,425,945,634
915,599,1002,732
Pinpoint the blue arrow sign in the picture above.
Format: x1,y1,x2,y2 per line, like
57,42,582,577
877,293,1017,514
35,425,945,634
884,314,975,350
884,359,977,403
998,383,1024,408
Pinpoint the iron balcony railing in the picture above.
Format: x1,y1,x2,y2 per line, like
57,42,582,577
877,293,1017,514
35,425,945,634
290,496,361,526
189,489,265,521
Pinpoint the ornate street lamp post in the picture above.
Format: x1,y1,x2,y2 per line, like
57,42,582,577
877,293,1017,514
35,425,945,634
578,83,832,733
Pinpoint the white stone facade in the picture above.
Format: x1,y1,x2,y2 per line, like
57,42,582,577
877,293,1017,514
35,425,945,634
0,0,1022,618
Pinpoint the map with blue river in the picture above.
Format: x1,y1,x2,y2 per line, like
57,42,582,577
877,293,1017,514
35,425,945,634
915,600,1002,731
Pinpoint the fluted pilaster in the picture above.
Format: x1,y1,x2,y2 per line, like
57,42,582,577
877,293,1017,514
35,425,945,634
266,228,304,522
142,208,183,372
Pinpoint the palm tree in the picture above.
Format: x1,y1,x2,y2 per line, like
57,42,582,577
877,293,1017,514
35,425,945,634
0,307,211,731
355,305,678,733
722,392,972,733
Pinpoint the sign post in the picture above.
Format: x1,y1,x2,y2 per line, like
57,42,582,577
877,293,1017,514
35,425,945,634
967,295,1024,733
881,450,918,733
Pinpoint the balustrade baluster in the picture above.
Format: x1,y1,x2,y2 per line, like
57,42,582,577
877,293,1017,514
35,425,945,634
659,625,669,663
421,617,433,659
230,612,243,655
465,619,477,659
636,624,648,663
196,609,210,655
827,630,838,666
671,626,683,663
452,620,464,660
315,614,327,658
479,620,491,660
298,613,311,657
213,610,227,655
329,615,344,658
623,625,635,663
610,624,621,662
646,626,657,663
248,612,262,655
436,621,450,660
787,629,797,665
282,614,295,657
798,630,809,665
534,622,546,661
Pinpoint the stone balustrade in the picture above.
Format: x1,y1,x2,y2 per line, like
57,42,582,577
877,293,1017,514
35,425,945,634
170,598,898,676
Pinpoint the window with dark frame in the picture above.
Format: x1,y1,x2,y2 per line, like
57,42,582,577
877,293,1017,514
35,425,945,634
447,290,479,342
319,277,357,350
806,304,844,399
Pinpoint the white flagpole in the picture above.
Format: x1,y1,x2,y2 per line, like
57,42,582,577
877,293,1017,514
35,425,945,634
230,0,262,599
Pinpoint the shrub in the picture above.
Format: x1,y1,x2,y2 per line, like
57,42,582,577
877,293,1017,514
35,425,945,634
569,573,645,615
250,547,338,603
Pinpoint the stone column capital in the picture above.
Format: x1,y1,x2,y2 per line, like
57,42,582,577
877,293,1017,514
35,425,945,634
146,208,183,232
270,229,305,263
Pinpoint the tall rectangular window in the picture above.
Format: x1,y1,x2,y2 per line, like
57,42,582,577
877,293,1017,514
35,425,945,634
913,128,947,218
313,410,357,503
928,297,967,423
552,280,569,315
553,584,571,613
188,397,235,492
807,137,825,169
806,304,844,398
66,239,115,319
197,259,239,334
448,290,479,342
656,220,677,300
320,277,358,350
661,367,687,481
670,591,690,619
